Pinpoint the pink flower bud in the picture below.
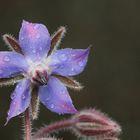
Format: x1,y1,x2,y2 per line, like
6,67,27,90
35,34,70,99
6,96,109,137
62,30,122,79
72,109,121,139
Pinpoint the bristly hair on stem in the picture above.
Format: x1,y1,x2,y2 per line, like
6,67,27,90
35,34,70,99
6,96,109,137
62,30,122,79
33,119,75,139
23,108,32,140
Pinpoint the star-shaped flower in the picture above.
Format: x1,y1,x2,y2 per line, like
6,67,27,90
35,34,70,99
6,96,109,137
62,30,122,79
1,20,90,123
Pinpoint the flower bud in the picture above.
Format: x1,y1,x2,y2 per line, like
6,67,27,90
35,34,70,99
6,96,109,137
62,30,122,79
72,109,121,139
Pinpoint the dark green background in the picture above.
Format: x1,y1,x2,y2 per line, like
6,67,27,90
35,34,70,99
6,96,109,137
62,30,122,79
0,0,139,139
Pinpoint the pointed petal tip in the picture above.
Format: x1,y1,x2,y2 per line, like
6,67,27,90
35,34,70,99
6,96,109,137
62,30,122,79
59,26,66,33
19,20,51,61
4,116,10,126
57,107,78,115
70,107,78,114
4,120,8,126
62,103,78,114
85,47,90,55
22,20,29,25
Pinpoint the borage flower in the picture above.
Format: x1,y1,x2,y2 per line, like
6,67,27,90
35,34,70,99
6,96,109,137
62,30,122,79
1,20,89,124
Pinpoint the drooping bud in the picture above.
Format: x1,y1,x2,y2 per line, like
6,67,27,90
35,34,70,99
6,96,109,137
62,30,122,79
72,109,121,139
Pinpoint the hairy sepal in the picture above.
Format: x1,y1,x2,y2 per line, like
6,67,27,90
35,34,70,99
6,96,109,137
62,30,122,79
0,75,24,86
53,74,83,91
3,34,23,54
48,26,66,55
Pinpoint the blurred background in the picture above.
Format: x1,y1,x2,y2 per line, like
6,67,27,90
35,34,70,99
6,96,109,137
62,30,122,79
0,0,139,139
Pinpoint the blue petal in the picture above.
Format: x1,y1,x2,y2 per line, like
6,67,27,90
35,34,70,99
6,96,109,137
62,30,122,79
6,79,31,124
19,20,51,61
47,48,90,76
39,76,77,114
0,51,28,78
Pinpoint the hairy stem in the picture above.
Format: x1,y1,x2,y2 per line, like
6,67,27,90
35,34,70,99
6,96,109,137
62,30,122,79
24,108,32,140
34,119,75,139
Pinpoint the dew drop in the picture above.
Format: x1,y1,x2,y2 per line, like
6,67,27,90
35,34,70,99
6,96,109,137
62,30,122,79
71,54,76,57
17,86,22,91
36,34,40,39
17,109,21,115
71,68,74,72
0,70,3,74
78,61,84,67
39,47,42,51
46,97,49,101
32,49,36,53
61,89,65,94
21,37,24,40
62,104,65,108
7,111,10,115
16,85,19,88
22,95,26,99
24,21,29,25
34,24,39,29
11,92,16,99
59,54,67,61
4,56,10,62
13,101,16,105
42,101,46,104
50,104,54,109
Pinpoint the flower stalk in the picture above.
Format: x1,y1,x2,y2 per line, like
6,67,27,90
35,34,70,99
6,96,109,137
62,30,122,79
34,119,75,139
24,108,32,140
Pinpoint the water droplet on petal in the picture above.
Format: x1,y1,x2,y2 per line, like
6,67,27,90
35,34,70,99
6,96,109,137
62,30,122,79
22,95,26,99
39,47,42,51
71,68,74,72
42,101,46,104
72,54,76,57
36,34,40,39
32,49,36,53
0,70,3,74
7,111,10,115
78,61,84,67
24,21,29,25
21,37,24,40
11,92,16,99
59,54,67,61
62,104,66,108
13,101,16,105
34,24,39,29
46,97,49,101
17,110,21,115
4,56,10,62
50,104,54,109
61,89,65,94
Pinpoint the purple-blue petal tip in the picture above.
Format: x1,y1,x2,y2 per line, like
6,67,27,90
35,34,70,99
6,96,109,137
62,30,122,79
19,20,51,61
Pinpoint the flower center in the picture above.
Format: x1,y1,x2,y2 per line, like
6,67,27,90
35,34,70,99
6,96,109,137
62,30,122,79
29,63,49,86
32,69,48,85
